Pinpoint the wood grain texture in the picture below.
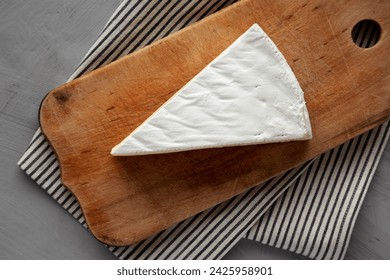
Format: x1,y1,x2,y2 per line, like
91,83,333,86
40,0,390,246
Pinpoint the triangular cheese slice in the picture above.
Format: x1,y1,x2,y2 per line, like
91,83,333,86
111,24,312,156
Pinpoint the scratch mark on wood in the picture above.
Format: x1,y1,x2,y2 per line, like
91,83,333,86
50,107,77,152
231,176,239,194
324,12,357,88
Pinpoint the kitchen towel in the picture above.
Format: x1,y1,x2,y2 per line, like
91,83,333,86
18,0,390,260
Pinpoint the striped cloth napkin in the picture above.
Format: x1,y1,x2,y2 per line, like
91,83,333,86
18,0,389,260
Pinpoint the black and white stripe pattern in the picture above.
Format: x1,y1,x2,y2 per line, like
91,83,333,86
18,0,390,260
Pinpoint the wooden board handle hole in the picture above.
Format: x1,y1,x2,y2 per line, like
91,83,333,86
352,19,381,48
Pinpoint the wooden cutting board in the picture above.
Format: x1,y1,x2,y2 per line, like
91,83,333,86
40,0,390,246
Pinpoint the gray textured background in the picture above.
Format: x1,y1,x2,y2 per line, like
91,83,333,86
1,0,389,259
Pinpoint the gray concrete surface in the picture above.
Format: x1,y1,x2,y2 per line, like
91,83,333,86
1,0,389,260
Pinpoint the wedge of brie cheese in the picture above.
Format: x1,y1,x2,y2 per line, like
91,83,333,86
111,24,312,156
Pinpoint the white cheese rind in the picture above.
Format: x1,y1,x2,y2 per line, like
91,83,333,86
111,24,312,156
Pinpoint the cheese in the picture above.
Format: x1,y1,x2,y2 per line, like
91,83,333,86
111,24,312,156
